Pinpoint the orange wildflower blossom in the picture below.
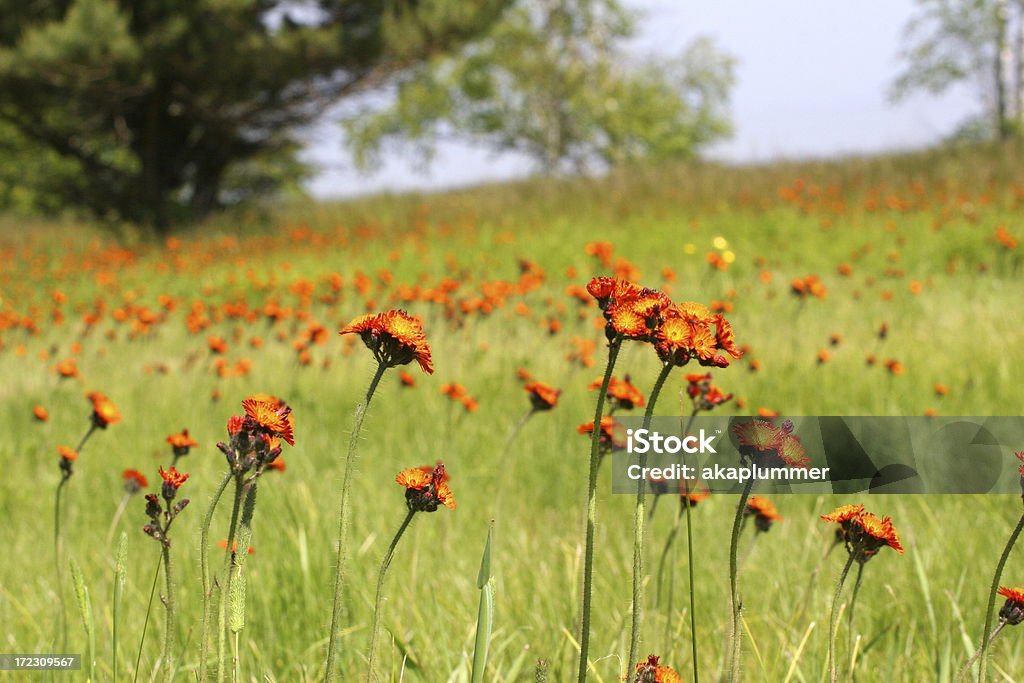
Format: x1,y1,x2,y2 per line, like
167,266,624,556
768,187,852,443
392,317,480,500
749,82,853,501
217,395,294,476
158,466,190,501
684,372,733,412
587,276,670,342
524,380,561,411
679,479,710,507
632,655,682,683
655,304,743,368
166,429,198,458
396,463,456,512
733,418,810,469
577,416,622,452
821,505,904,562
123,469,148,494
590,374,645,410
339,309,434,374
87,391,121,428
57,445,78,477
745,495,783,532
998,587,1024,625
242,395,296,446
33,404,48,421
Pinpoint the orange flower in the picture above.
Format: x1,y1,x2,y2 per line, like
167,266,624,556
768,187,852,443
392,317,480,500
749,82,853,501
733,419,809,468
55,358,79,378
746,495,783,531
593,375,645,410
87,391,121,428
998,587,1024,625
158,466,189,501
855,512,904,555
339,309,433,374
632,655,682,683
396,463,456,512
821,504,865,524
524,381,560,411
207,336,228,354
123,469,148,494
398,370,416,387
655,304,739,367
679,480,710,507
33,404,48,422
242,395,295,446
577,416,621,451
166,429,198,456
824,505,904,561
57,445,78,462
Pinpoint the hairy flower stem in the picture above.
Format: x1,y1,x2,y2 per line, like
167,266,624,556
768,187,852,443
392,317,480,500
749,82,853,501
683,478,700,683
576,334,623,683
959,622,1007,682
215,478,246,683
828,553,856,683
199,471,233,683
846,562,865,671
626,363,672,682
366,509,417,682
53,475,70,648
161,544,176,683
977,511,1024,682
727,476,755,683
325,361,388,682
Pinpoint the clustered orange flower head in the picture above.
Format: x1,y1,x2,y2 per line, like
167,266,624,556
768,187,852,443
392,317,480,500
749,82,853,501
158,466,189,501
122,468,148,494
684,371,733,412
339,309,434,374
55,358,79,379
821,504,904,563
33,404,48,422
87,391,121,429
586,277,670,342
166,429,198,457
440,382,478,412
732,418,809,469
577,416,622,452
745,495,783,532
790,274,827,300
524,380,561,411
632,654,682,683
396,462,456,512
57,444,77,477
995,225,1018,251
584,240,614,267
590,374,645,410
398,370,416,387
217,395,294,474
998,587,1024,625
655,304,742,368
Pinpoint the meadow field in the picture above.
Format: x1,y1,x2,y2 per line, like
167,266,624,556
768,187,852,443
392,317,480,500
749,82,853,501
2,145,1024,682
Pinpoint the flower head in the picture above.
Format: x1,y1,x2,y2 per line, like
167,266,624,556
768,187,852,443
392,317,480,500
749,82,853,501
822,505,904,562
591,375,645,410
242,396,295,446
123,468,148,494
396,463,456,512
57,445,77,477
633,654,682,683
745,495,782,532
577,416,623,452
998,586,1024,625
166,429,198,457
339,309,434,374
159,466,189,501
524,381,561,411
87,391,121,428
732,419,809,469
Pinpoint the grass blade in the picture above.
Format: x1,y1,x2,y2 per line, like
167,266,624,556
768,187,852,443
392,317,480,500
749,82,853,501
470,524,494,683
113,532,128,683
70,556,96,682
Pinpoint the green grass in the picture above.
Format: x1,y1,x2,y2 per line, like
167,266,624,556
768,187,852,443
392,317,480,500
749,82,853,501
1,145,1024,681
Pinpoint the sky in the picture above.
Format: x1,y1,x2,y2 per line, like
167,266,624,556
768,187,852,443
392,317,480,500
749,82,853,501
302,0,980,199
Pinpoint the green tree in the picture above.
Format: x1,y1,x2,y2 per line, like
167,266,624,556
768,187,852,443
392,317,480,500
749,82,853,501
0,0,510,230
345,0,735,174
891,0,1024,139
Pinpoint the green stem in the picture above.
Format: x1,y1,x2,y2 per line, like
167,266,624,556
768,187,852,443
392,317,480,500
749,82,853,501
325,361,389,682
626,362,672,681
959,622,1007,682
104,492,131,551
828,553,856,683
223,481,258,682
53,475,69,649
162,545,176,683
199,471,233,683
679,408,701,683
216,478,246,683
576,333,623,683
846,561,865,672
978,510,1024,682
133,556,162,683
366,509,417,682
727,476,755,683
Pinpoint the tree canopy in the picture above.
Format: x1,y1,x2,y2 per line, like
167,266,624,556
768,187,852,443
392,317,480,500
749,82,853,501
0,0,509,229
345,0,735,174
